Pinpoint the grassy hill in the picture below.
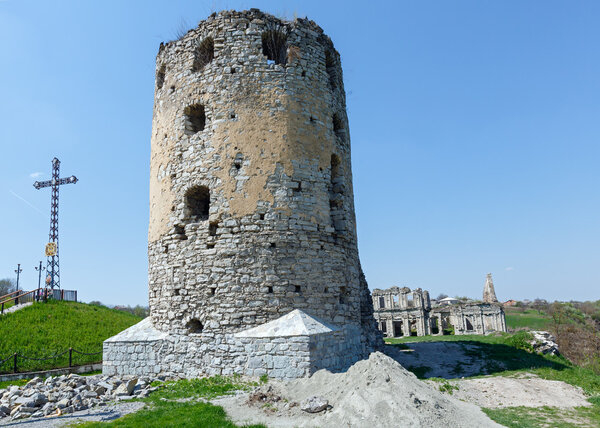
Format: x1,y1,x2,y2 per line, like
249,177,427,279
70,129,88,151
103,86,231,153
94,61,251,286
0,300,142,373
505,307,554,330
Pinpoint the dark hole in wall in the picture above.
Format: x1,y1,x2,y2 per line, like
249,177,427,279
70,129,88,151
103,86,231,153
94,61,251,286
330,154,345,235
170,85,175,93
339,286,348,304
333,113,344,133
174,289,180,296
295,285,301,293
185,185,210,220
270,242,276,248
324,287,328,293
301,70,306,77
209,221,218,236
174,225,187,240
184,104,206,134
192,37,214,72
207,243,215,249
156,64,166,90
325,50,337,90
210,287,216,296
259,213,265,220
267,286,273,294
309,116,316,123
186,319,203,333
466,318,474,331
262,30,287,65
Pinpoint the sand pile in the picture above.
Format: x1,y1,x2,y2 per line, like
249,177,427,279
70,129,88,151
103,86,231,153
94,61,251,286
215,352,500,427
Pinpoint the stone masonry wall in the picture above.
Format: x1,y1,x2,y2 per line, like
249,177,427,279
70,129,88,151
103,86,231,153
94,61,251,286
103,322,361,379
147,9,380,354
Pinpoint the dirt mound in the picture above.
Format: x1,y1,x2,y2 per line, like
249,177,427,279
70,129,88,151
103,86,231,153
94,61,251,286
215,352,500,427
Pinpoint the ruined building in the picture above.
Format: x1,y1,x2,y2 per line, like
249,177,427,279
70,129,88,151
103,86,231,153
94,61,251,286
373,274,507,337
103,9,381,379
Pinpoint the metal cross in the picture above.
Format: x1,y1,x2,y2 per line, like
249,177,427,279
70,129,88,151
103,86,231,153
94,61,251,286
33,158,78,290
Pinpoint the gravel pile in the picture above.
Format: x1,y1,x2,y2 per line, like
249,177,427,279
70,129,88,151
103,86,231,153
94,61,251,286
0,373,156,421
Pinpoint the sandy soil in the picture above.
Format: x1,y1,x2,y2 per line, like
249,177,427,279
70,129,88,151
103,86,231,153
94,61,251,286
214,352,501,428
446,374,591,409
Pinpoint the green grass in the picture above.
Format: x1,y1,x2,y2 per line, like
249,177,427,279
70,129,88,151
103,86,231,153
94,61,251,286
505,308,554,330
0,378,27,389
483,399,600,428
77,376,266,428
0,300,142,373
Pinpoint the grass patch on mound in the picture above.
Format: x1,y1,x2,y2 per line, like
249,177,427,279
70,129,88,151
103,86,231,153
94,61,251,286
78,376,265,428
0,300,142,373
505,308,553,331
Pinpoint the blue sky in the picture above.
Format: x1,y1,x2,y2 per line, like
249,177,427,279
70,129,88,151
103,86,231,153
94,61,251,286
1,1,598,306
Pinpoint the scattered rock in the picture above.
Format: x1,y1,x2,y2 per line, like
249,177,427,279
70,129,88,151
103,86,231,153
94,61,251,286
0,374,154,422
114,378,138,396
530,331,560,355
300,395,329,413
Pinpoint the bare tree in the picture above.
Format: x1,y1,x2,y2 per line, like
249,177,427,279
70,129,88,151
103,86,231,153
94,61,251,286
0,278,16,296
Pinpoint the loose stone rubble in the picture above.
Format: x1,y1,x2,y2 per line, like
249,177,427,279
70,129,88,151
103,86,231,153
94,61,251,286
373,274,507,338
530,330,560,356
0,374,155,422
103,8,382,380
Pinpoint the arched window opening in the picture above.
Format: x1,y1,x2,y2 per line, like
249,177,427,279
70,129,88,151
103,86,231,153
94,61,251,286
325,50,337,90
185,185,210,221
156,64,166,90
184,104,206,134
186,319,204,333
192,37,214,72
262,30,287,65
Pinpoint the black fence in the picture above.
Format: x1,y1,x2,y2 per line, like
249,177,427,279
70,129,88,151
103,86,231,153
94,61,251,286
0,347,102,374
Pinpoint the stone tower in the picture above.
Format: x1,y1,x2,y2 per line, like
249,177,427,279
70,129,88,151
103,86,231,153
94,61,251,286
103,9,381,379
483,273,498,303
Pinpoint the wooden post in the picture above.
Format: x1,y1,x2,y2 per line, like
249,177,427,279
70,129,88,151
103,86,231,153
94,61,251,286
69,348,73,367
13,353,17,373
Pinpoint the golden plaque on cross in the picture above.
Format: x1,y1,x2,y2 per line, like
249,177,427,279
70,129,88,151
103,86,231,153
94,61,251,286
45,242,57,257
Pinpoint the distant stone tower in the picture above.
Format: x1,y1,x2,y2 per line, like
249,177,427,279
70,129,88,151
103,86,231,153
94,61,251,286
483,273,498,303
103,9,381,379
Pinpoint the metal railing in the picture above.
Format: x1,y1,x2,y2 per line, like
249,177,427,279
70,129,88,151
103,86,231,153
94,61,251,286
0,288,78,314
0,347,102,374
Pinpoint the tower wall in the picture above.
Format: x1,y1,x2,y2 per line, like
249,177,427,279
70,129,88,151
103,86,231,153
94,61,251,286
104,9,381,379
148,9,376,342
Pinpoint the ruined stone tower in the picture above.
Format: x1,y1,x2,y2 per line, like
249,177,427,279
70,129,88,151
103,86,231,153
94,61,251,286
483,273,498,303
103,9,381,379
